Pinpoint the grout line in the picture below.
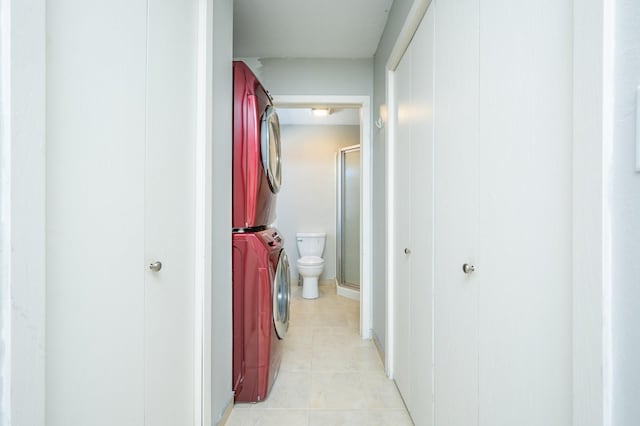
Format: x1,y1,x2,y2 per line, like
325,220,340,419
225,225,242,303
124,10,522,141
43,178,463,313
228,286,411,423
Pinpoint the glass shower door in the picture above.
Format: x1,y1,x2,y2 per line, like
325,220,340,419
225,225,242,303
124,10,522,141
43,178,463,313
337,145,360,289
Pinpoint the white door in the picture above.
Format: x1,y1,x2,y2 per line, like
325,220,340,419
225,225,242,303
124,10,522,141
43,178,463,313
144,0,197,424
46,1,198,425
408,5,435,425
392,0,572,425
393,4,435,424
476,1,573,424
393,39,413,408
433,0,480,425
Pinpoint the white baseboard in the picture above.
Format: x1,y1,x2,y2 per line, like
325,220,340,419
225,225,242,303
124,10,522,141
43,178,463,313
372,330,385,366
216,396,234,426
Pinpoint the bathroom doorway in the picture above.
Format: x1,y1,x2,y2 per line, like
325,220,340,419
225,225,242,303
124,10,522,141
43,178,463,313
272,95,373,339
337,145,361,299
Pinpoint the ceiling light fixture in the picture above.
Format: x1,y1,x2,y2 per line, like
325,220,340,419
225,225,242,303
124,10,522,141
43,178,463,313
311,108,331,117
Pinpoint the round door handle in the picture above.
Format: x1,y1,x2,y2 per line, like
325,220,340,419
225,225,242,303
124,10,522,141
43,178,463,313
149,261,162,272
404,248,411,255
462,263,476,274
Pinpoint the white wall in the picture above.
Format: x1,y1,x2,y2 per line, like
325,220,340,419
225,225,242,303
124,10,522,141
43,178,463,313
211,0,234,423
611,0,640,424
276,125,359,282
371,0,413,354
0,0,47,425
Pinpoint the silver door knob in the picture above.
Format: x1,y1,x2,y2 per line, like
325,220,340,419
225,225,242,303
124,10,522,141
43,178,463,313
404,248,411,255
149,261,162,272
462,263,476,274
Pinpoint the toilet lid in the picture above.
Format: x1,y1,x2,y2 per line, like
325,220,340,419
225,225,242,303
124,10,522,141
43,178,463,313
297,256,324,266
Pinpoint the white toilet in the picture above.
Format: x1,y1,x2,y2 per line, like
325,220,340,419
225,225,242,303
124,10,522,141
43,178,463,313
296,232,326,299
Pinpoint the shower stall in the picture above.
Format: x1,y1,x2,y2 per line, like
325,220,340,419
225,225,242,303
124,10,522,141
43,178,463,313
336,145,360,299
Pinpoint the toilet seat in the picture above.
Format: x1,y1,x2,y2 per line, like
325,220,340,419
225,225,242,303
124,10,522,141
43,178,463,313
297,256,324,267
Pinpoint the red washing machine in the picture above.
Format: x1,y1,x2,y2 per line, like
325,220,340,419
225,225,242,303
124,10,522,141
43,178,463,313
232,229,290,402
232,61,281,230
232,61,290,403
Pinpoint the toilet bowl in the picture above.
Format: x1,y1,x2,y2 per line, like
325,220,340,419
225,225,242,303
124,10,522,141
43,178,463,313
296,232,326,299
297,256,325,299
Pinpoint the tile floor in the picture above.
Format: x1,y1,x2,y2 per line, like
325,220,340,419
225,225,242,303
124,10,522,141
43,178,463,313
226,284,413,426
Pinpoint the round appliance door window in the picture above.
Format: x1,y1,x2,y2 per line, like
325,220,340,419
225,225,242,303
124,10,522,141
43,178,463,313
260,106,282,194
273,250,290,339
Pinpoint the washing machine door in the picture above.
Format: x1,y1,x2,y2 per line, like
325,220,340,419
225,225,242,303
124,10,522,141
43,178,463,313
260,106,282,194
273,250,290,339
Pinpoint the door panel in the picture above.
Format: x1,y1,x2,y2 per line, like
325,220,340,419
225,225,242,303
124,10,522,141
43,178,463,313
393,43,413,409
343,148,361,286
392,1,572,424
477,1,572,424
46,0,198,424
433,0,479,425
46,1,147,424
144,0,197,424
273,250,291,339
261,106,282,194
393,5,436,424
408,5,435,425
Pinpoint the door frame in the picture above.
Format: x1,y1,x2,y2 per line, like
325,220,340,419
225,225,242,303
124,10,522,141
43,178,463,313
272,94,373,339
194,0,214,423
572,0,614,424
384,1,612,425
1,0,47,424
2,0,214,424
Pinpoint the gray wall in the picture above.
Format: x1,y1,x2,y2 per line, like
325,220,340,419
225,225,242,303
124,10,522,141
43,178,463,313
276,125,359,282
212,0,234,422
612,0,640,424
371,0,413,354
235,57,373,96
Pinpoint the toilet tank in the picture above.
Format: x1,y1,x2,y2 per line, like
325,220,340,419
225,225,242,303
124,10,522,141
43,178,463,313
296,232,326,257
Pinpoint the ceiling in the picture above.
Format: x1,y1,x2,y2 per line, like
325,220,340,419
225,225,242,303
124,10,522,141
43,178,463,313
233,0,395,59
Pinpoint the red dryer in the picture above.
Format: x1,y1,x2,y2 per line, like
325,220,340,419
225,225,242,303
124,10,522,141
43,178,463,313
233,61,281,230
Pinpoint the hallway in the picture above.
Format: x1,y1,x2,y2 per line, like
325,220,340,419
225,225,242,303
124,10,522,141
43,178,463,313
227,285,412,425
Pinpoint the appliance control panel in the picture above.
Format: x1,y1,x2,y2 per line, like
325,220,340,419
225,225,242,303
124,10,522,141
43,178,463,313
260,229,283,248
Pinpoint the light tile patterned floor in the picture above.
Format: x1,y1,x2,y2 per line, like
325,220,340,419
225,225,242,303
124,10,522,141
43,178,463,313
226,284,413,426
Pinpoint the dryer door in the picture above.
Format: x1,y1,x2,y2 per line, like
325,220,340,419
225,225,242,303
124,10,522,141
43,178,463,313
260,106,282,194
272,250,290,339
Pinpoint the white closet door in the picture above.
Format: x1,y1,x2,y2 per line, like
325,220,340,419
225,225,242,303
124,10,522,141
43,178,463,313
408,5,435,426
393,4,435,424
477,1,572,424
393,42,413,407
144,0,198,424
46,2,147,424
392,1,572,424
46,1,198,425
433,0,480,425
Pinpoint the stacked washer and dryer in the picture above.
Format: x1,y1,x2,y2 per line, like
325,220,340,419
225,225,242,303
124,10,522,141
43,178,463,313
231,61,291,403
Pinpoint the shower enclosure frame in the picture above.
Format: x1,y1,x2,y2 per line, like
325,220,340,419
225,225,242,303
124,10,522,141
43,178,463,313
336,144,361,291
